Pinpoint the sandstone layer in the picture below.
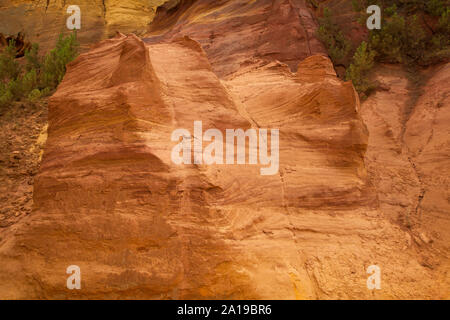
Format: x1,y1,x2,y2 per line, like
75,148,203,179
404,64,450,254
0,33,448,299
0,0,168,51
0,0,448,300
145,0,327,77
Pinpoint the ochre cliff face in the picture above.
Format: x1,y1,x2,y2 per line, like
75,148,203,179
145,0,327,77
0,33,447,299
0,33,362,299
362,63,450,268
363,62,450,299
0,0,167,51
404,64,450,254
0,1,449,300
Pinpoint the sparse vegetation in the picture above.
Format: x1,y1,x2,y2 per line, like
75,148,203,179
24,43,41,71
0,32,79,110
353,0,449,66
369,10,449,66
308,0,319,9
316,8,352,65
321,0,450,96
353,0,448,17
424,0,448,17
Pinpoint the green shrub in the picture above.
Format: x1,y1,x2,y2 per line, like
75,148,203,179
40,87,52,97
370,13,406,63
0,79,21,108
21,68,38,96
352,0,371,12
370,9,448,65
1,68,39,102
0,92,12,105
384,4,398,17
404,15,427,61
354,0,448,18
346,42,376,95
317,8,352,65
352,0,362,12
41,32,79,90
0,87,13,108
425,0,447,17
6,79,23,100
0,39,21,82
27,88,42,102
325,0,449,96
25,43,41,72
0,32,78,110
438,7,450,34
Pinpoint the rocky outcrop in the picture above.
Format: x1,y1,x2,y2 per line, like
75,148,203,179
361,63,450,297
0,0,448,300
0,34,447,299
0,32,31,57
145,0,327,77
0,0,167,52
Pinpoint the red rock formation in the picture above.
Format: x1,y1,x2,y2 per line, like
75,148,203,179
0,0,167,52
404,64,450,254
0,33,447,299
361,63,450,297
145,0,327,77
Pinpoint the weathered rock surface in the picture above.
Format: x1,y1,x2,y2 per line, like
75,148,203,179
404,64,450,254
0,0,167,51
145,0,327,77
0,101,47,229
361,63,450,297
0,34,447,299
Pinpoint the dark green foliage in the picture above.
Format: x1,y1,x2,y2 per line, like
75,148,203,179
345,42,376,95
0,40,21,82
316,8,352,65
438,7,450,33
27,88,42,102
0,40,21,107
370,13,429,63
0,32,79,109
353,0,448,17
345,0,450,95
41,32,79,90
21,68,39,96
352,0,362,12
384,4,398,17
352,0,371,12
370,8,449,65
370,13,406,63
0,84,13,107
